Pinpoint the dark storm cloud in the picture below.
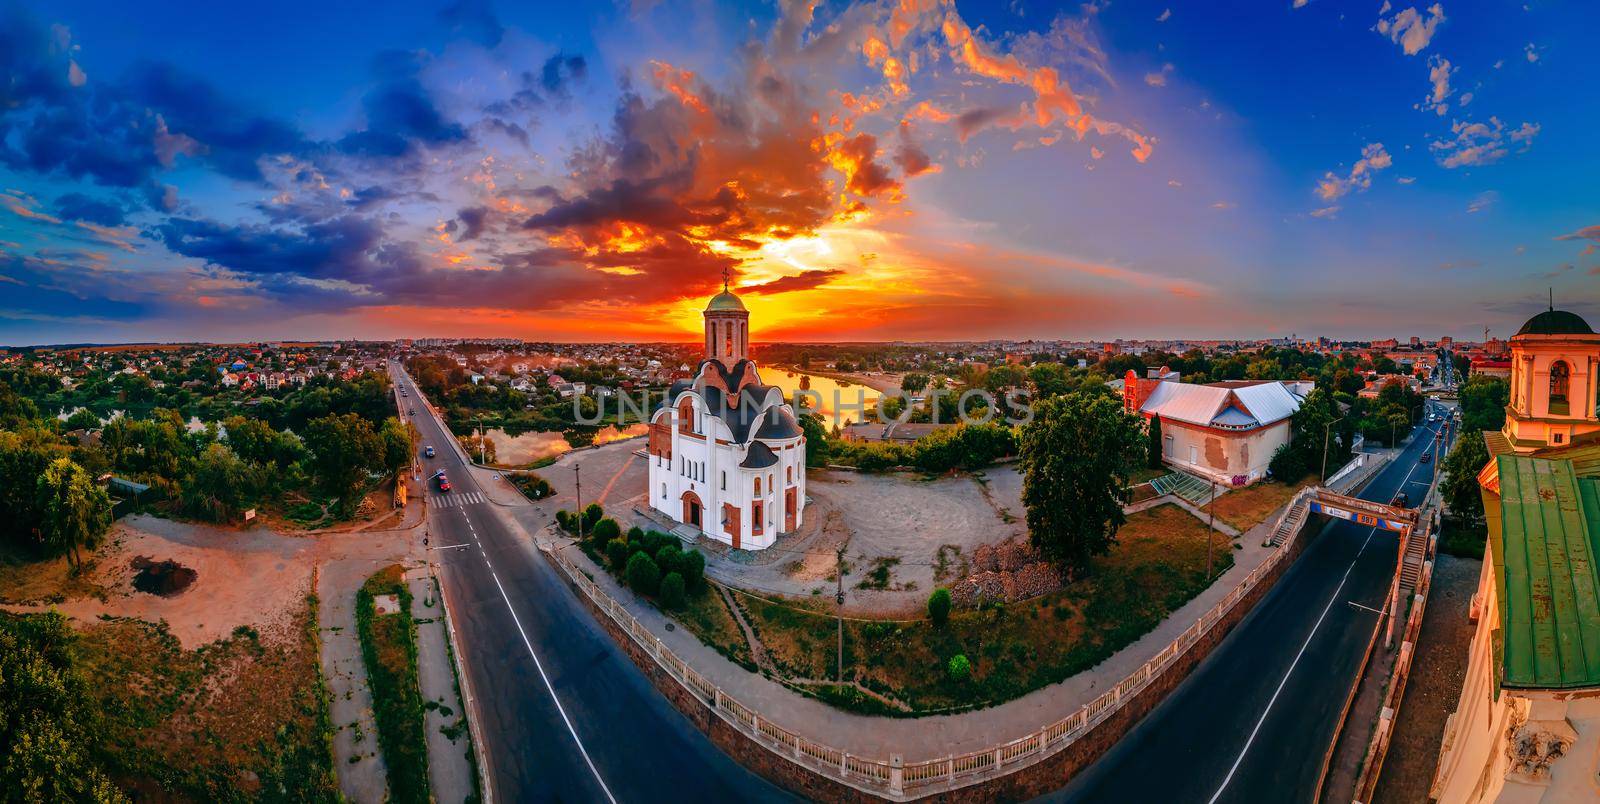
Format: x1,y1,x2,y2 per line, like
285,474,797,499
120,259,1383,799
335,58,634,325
740,269,846,295
121,61,313,182
337,50,469,159
438,0,505,48
53,193,128,226
455,206,490,240
152,216,385,280
0,252,147,321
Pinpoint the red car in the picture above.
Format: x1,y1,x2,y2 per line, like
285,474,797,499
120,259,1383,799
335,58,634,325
437,474,451,492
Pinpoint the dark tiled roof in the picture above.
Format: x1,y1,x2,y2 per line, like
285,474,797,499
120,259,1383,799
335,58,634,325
1516,309,1594,336
754,406,803,440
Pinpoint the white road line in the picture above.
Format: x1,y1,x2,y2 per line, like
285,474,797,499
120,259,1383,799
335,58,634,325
433,543,472,550
1208,525,1380,803
484,558,617,803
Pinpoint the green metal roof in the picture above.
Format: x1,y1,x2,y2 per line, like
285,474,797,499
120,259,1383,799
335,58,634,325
1515,309,1594,336
1495,454,1600,689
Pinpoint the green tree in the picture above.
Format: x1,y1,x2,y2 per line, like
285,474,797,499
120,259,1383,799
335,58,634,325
1019,392,1145,578
184,443,259,522
379,417,413,475
947,654,971,681
302,413,384,515
1146,414,1164,470
1459,375,1510,432
659,572,686,609
1441,433,1491,523
626,552,661,596
63,407,102,432
928,588,952,626
798,411,829,467
679,549,706,593
34,458,112,568
901,372,930,394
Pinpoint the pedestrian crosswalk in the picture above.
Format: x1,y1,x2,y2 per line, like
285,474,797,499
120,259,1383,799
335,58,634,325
430,491,487,508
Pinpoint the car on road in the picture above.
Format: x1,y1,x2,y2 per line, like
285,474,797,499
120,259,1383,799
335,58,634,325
1392,491,1409,507
424,445,435,458
437,473,451,491
408,407,415,415
1420,451,1432,464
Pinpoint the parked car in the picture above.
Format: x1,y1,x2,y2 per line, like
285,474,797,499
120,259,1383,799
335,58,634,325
424,445,435,458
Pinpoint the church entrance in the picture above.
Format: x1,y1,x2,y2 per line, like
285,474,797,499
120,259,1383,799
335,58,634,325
681,491,702,529
785,487,797,531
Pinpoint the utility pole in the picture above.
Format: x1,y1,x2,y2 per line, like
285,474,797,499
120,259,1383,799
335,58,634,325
835,544,846,682
478,413,486,464
1321,416,1345,483
1206,477,1217,579
574,464,584,540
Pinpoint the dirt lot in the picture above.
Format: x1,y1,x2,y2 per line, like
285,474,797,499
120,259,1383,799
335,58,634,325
1373,554,1481,804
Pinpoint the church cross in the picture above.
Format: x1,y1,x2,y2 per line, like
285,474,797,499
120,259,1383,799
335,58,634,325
722,266,731,293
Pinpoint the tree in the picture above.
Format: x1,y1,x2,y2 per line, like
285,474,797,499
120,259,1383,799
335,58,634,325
34,458,112,569
1019,392,1145,578
659,572,686,609
1459,375,1510,433
302,413,384,515
901,372,930,394
379,417,413,475
679,549,706,593
184,443,257,522
1146,414,1164,470
63,407,101,432
798,411,829,467
947,654,971,681
606,538,630,571
928,588,952,626
590,517,621,544
1441,434,1490,523
626,552,661,596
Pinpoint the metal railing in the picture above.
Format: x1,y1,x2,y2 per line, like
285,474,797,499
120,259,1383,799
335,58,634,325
546,520,1309,799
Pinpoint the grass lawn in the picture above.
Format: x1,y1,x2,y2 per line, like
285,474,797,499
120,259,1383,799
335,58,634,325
356,564,431,804
72,597,339,801
701,503,1233,715
674,586,757,672
1201,474,1316,532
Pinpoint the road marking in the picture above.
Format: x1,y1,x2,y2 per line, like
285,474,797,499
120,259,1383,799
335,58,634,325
433,543,472,550
484,556,618,803
1207,524,1380,804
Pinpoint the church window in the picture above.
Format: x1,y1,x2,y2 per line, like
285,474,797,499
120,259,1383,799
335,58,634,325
721,471,726,490
753,501,763,534
661,483,667,499
725,322,734,356
1550,361,1571,415
754,476,761,495
786,466,792,484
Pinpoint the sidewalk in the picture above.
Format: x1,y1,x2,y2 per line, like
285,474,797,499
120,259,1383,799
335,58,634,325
318,565,388,802
539,503,1287,760
406,572,477,804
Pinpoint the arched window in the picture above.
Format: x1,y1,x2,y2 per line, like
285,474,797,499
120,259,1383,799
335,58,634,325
678,397,696,434
754,476,761,495
786,466,792,484
724,322,734,357
1551,360,1571,414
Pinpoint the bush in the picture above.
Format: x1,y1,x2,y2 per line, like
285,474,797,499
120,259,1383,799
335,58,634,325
947,654,971,681
590,517,621,543
1268,443,1306,482
656,545,682,576
626,526,644,542
554,509,573,533
679,549,706,593
582,503,603,531
606,538,630,571
626,552,661,596
928,588,952,626
659,572,686,609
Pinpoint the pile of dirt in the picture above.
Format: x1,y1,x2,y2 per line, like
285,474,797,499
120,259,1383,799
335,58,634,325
950,539,1061,608
131,556,197,597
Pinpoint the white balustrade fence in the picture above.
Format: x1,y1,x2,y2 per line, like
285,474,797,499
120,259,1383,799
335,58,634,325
547,523,1308,800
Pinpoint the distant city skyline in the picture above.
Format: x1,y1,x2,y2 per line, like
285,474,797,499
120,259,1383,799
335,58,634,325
2,0,1596,345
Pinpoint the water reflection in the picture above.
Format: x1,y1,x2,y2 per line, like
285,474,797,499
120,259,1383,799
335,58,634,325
761,369,880,429
482,423,648,465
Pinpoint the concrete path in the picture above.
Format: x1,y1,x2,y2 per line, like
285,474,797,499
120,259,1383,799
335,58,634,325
318,564,388,803
407,572,478,804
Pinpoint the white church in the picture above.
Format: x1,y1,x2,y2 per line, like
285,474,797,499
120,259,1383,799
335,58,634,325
646,281,807,551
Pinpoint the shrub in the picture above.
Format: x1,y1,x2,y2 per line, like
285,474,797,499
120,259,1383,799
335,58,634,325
626,526,644,542
606,538,630,571
679,549,706,593
656,545,682,576
626,552,661,596
582,503,603,531
554,509,573,533
590,517,621,543
947,654,971,681
659,572,686,609
1268,443,1306,484
928,588,952,626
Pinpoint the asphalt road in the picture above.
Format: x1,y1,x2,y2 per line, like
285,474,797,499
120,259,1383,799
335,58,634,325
1055,400,1452,804
389,364,790,803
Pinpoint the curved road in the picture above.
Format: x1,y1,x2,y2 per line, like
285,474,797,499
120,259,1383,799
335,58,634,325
1056,401,1451,803
390,364,791,803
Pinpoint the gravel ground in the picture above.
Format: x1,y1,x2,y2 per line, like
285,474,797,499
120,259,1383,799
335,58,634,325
1373,554,1481,804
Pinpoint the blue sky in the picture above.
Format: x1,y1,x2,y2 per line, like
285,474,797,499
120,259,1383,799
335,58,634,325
1,0,1595,345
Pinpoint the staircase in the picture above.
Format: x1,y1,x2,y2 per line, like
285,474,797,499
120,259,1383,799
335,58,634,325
1266,490,1312,547
1399,524,1429,594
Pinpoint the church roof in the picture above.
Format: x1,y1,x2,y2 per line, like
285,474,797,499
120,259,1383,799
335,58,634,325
1515,309,1594,337
664,358,788,445
740,441,779,469
705,290,746,313
754,405,803,440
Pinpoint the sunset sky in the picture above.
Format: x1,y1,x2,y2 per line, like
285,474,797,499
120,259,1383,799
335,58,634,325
2,0,1596,346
